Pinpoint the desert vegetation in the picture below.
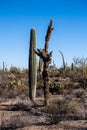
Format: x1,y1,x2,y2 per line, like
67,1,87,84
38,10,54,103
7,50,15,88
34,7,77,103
0,20,87,130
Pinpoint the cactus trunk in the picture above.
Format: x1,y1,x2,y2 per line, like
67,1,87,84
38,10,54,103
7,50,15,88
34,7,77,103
29,28,37,101
34,20,54,106
38,57,43,79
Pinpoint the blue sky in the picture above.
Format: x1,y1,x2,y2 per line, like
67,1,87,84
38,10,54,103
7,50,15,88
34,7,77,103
0,0,87,69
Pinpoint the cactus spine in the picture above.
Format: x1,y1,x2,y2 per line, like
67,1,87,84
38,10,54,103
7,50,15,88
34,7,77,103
29,28,37,101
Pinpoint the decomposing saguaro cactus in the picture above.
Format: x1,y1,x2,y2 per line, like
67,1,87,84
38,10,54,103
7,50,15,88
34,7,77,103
34,20,54,106
29,28,37,101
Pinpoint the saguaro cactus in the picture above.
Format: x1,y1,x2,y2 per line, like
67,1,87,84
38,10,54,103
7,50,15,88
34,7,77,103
39,57,43,72
38,57,43,79
29,28,37,101
3,62,5,71
59,50,66,70
34,20,54,106
71,62,74,71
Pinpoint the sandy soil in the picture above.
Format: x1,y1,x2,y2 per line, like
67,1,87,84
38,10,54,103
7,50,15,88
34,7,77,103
0,96,87,130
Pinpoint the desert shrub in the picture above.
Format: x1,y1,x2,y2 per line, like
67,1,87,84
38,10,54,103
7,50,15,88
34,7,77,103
49,79,73,95
73,56,87,67
11,102,30,111
7,90,18,98
49,82,64,95
10,66,21,74
73,88,85,98
44,96,86,124
49,69,60,77
44,98,70,123
21,68,28,74
12,84,28,96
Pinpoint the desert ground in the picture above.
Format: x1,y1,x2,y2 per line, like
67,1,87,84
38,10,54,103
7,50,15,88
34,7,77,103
0,68,87,130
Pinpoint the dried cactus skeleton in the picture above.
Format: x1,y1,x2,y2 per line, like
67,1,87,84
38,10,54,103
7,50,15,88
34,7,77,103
34,19,54,105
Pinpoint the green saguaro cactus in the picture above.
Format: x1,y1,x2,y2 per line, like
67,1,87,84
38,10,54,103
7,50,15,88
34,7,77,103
29,28,37,102
3,62,5,71
39,57,43,72
38,57,43,79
